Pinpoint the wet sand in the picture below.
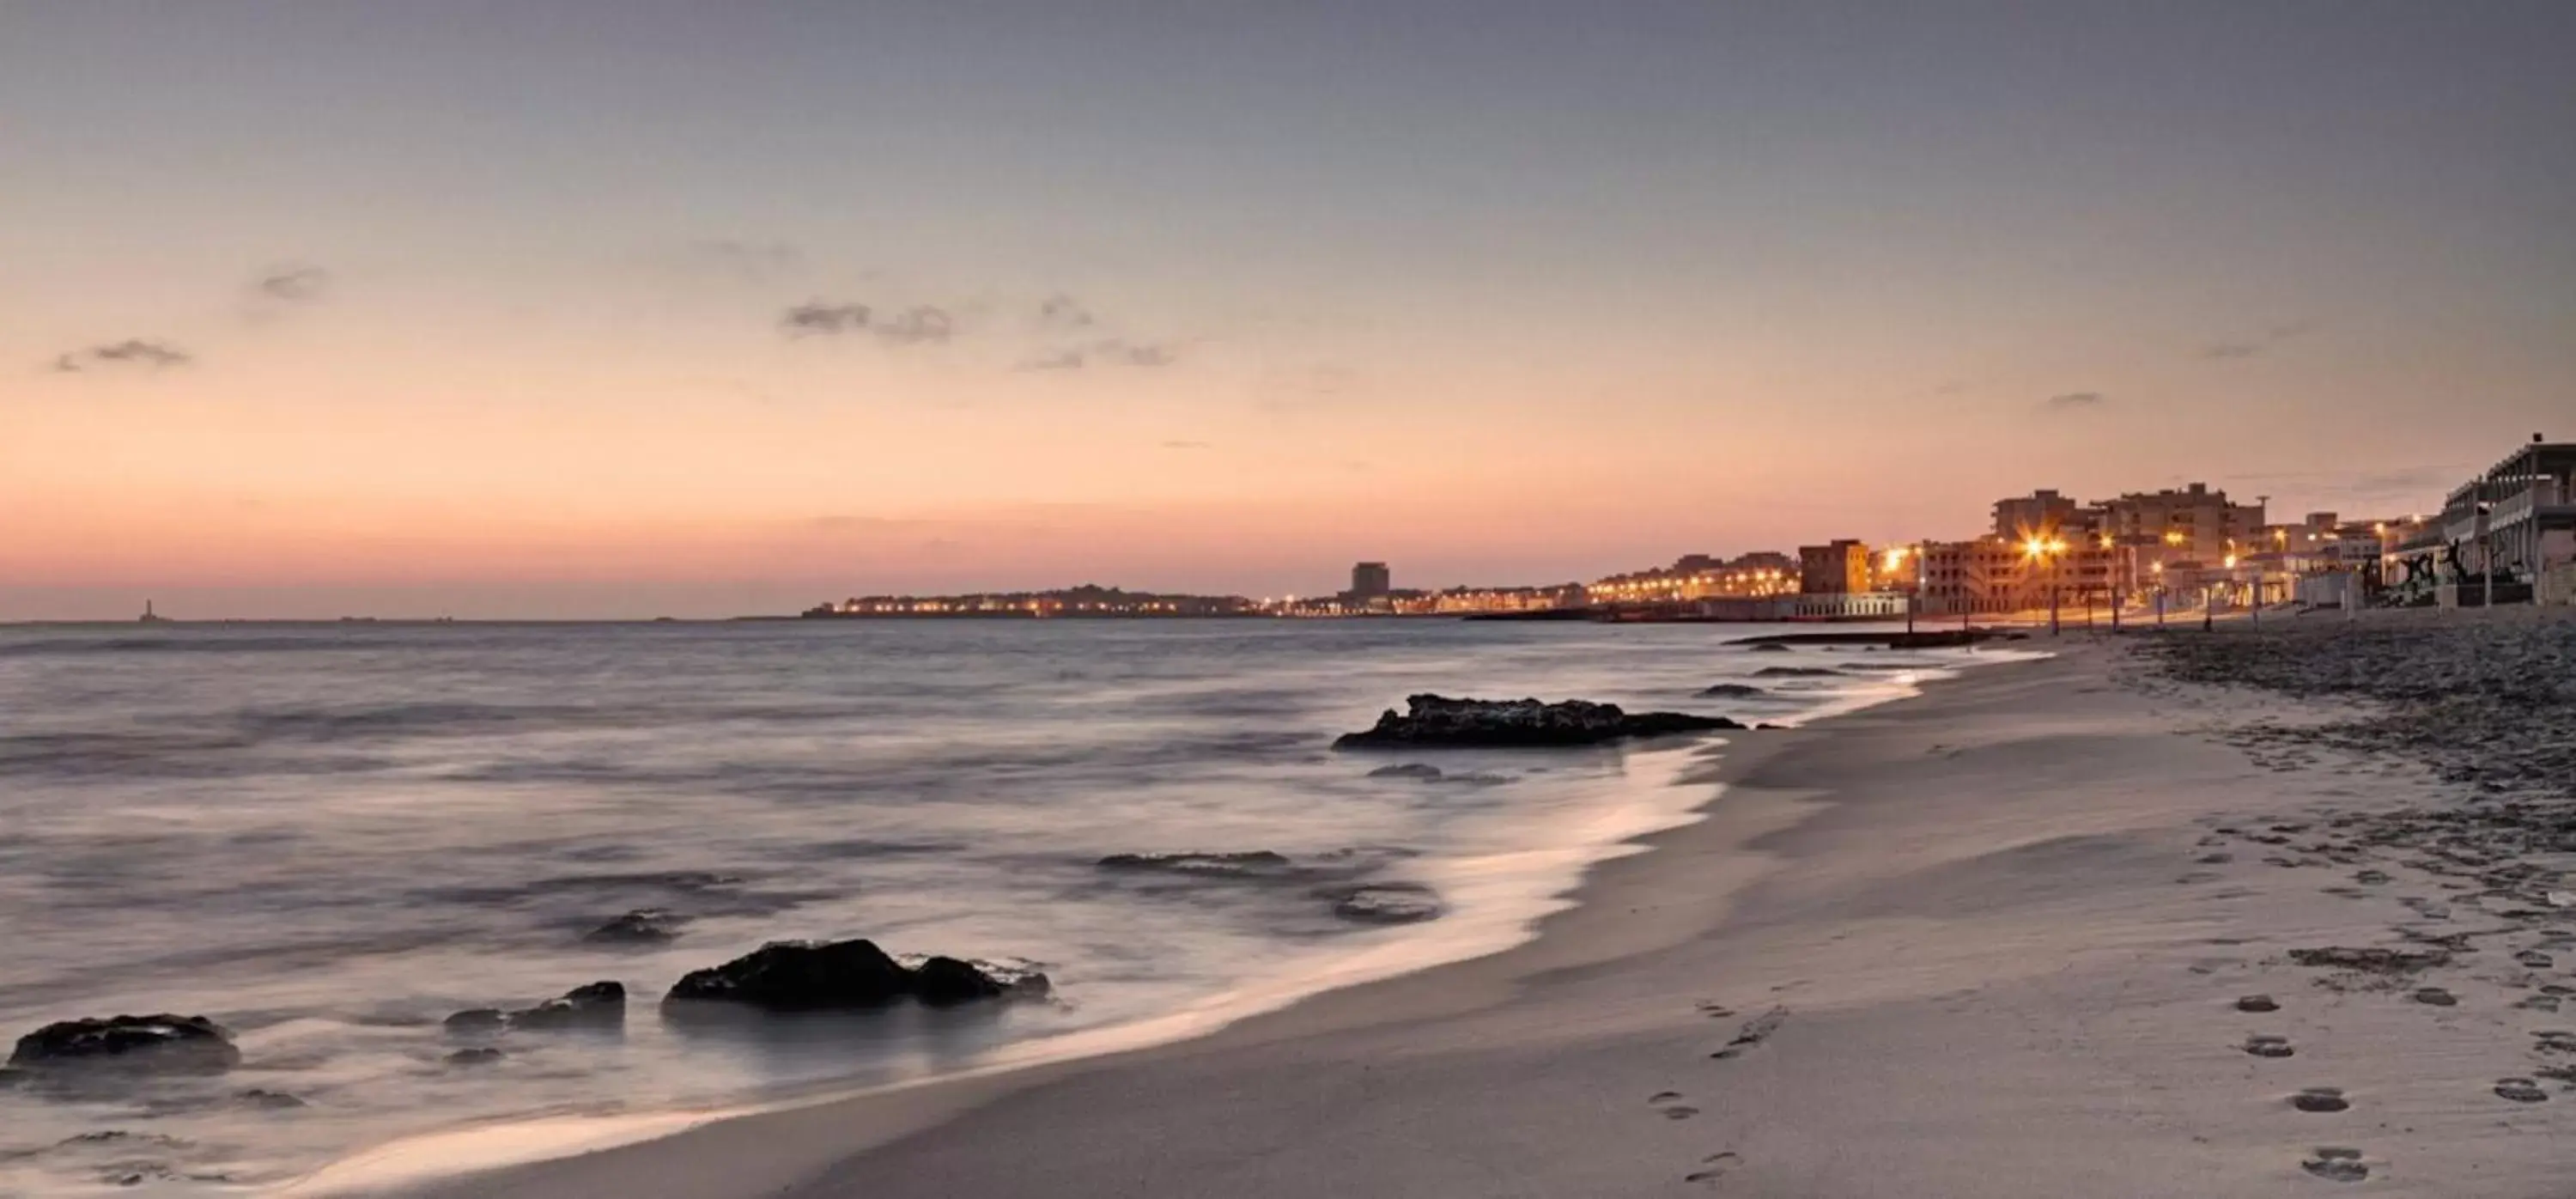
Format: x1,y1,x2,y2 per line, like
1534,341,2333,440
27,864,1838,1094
383,621,2575,1198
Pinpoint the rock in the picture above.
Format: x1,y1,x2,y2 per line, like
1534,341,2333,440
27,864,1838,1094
236,1089,307,1110
1334,695,1741,749
446,1047,505,1066
1749,643,1789,653
1698,684,1765,698
1752,666,1841,678
1367,763,1444,780
2288,946,2450,973
2235,994,2281,1013
442,1009,507,1036
1323,883,1444,925
9,1015,240,1074
910,957,1000,1007
663,940,1047,1013
584,908,688,945
1097,851,1296,879
507,982,626,1031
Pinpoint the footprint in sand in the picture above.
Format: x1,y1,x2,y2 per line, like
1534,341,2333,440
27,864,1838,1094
1695,1001,1735,1019
1684,1152,1741,1184
2517,950,2556,969
2290,1086,2350,1113
2301,1147,2368,1183
1649,1091,1699,1119
2236,994,2281,1013
1710,1008,1787,1061
2411,987,2458,1007
2244,1035,2295,1058
2494,1078,2548,1104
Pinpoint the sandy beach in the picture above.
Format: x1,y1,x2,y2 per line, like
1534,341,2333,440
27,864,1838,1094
382,613,2576,1198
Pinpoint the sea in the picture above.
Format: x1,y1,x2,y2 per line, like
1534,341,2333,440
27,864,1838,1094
0,618,2005,1195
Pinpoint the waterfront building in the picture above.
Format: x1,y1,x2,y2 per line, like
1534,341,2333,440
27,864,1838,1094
1349,561,1392,600
2434,436,2576,607
2094,483,2264,566
1991,489,2087,543
1797,540,1870,595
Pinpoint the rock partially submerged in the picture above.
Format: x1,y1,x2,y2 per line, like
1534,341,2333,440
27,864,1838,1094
584,908,688,945
1698,683,1766,698
1097,850,1297,878
2287,946,2450,973
1334,695,1741,749
663,940,1048,1013
9,1015,240,1075
1367,763,1445,780
1752,666,1842,679
1323,883,1445,925
448,982,626,1035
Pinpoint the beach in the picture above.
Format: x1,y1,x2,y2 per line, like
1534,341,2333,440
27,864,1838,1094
385,610,2576,1198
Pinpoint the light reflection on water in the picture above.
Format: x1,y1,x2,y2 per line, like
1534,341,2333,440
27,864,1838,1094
0,618,1979,1194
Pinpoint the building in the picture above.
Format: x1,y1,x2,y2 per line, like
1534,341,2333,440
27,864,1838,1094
1992,489,2087,542
2434,436,2576,607
1349,561,1392,600
1797,539,1870,595
1918,536,2123,616
2094,483,2265,567
1586,553,1796,605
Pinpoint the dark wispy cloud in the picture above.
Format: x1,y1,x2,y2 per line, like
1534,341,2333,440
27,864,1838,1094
1037,294,1096,329
781,301,872,337
51,338,193,373
781,301,954,345
254,265,331,303
2199,320,2313,362
876,306,954,345
1018,337,1178,372
2042,391,2107,411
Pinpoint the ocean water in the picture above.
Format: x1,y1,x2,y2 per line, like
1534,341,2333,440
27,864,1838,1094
0,618,1981,1195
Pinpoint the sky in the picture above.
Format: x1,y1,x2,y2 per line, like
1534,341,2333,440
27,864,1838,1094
4,0,2573,619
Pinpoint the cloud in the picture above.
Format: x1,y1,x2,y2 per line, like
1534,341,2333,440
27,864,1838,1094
254,265,331,303
875,306,954,345
1932,380,1969,395
782,301,954,345
781,301,872,336
1160,440,1212,450
51,338,193,373
1018,348,1087,371
2199,320,2313,363
1016,337,1177,372
2042,391,2106,411
1037,294,1096,329
689,239,801,281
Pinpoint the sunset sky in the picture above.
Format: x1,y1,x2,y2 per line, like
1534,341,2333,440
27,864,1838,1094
6,2,2572,618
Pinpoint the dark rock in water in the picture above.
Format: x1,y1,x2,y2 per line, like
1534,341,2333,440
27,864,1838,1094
911,956,1030,1007
1749,642,1790,653
1698,684,1765,698
1322,882,1444,925
663,940,1047,1013
1367,763,1444,780
1752,666,1841,678
507,982,626,1031
9,1015,240,1074
2288,946,2449,973
585,908,688,946
236,1088,307,1110
442,1008,507,1037
446,1047,505,1067
1097,851,1297,878
1334,695,1741,749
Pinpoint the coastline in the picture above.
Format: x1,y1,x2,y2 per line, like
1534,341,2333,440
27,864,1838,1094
343,651,1993,1198
379,629,2573,1196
